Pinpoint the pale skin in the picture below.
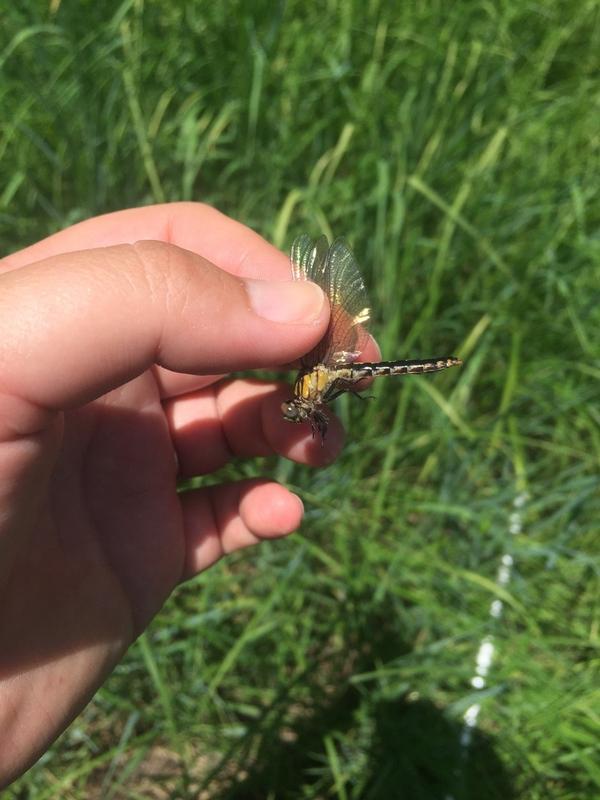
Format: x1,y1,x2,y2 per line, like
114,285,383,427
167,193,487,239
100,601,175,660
0,202,380,787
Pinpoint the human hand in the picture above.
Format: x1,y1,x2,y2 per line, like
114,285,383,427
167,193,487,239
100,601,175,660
0,203,378,786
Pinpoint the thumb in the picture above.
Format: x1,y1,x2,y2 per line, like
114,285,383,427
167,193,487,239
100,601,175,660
0,240,327,417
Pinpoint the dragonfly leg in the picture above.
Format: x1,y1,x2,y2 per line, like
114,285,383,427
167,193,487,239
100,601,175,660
324,380,374,403
349,390,374,401
309,408,329,445
322,379,353,403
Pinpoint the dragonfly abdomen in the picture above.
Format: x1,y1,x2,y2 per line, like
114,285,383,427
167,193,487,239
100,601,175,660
348,357,462,380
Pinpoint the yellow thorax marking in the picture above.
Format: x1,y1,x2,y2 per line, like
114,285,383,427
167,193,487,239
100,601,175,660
296,366,331,400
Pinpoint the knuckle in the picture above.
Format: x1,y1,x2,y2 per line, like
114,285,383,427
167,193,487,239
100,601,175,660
130,240,195,317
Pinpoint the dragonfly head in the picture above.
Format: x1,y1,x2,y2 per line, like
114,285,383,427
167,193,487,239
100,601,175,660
281,399,329,444
281,399,309,424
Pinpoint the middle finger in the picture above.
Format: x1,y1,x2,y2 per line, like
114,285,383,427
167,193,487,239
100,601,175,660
164,377,344,475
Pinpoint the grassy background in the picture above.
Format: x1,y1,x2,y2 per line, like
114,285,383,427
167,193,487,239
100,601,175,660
2,1,599,797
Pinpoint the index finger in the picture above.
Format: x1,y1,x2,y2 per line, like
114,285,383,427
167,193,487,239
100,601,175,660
1,203,381,396
1,202,289,281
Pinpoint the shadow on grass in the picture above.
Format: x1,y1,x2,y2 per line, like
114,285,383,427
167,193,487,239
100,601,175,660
206,606,515,800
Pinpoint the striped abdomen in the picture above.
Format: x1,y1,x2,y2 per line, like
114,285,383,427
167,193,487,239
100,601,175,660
346,357,462,381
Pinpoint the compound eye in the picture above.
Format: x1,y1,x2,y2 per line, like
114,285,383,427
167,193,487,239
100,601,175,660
281,401,296,419
281,400,304,423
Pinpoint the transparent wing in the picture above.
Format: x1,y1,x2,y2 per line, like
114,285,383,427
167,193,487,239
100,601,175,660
290,235,371,367
290,234,329,282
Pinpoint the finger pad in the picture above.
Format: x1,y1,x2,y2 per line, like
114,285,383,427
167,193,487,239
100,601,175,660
240,483,303,537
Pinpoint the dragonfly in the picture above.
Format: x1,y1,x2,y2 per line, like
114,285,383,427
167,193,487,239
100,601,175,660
281,234,462,442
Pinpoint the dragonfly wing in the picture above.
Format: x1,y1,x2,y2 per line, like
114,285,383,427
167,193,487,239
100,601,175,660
290,234,329,282
325,238,371,363
290,235,371,367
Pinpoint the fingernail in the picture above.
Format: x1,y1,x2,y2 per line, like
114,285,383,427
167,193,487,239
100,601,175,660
246,279,325,323
368,334,382,360
290,492,304,516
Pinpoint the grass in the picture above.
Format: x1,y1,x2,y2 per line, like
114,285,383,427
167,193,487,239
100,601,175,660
2,0,599,797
